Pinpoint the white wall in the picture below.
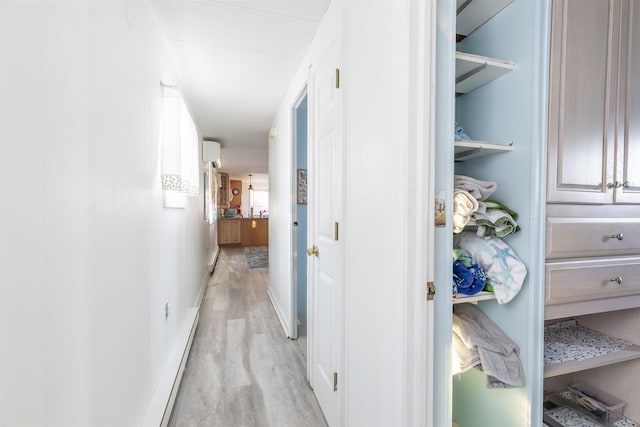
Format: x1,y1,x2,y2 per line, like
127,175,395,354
0,2,211,425
269,1,429,425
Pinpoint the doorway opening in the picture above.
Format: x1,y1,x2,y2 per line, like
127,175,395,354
292,89,308,358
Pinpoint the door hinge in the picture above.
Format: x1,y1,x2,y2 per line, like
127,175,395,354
334,222,339,241
336,68,340,89
333,372,338,391
426,281,436,301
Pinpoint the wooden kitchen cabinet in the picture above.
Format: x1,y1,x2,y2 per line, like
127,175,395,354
218,219,241,244
218,218,268,246
547,0,640,204
217,172,230,208
241,218,268,247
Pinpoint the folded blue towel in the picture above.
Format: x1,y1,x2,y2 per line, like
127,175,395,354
454,122,471,141
453,249,486,296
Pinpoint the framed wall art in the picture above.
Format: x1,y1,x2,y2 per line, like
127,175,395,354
297,169,307,204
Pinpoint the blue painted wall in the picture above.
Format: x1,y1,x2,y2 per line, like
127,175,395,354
296,95,308,322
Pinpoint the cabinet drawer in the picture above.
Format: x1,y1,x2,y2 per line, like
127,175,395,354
545,257,640,305
546,218,640,259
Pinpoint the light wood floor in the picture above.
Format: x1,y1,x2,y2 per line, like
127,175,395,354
168,247,328,427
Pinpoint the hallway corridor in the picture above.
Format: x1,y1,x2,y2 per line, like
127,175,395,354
168,247,328,427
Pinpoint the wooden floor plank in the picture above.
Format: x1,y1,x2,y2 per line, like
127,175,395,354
168,247,327,427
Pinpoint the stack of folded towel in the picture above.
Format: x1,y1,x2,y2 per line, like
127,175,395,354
469,200,520,238
452,249,486,296
453,190,478,233
453,175,519,237
452,303,525,388
454,232,527,304
455,174,497,204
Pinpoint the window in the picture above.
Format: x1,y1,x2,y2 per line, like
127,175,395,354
252,190,269,216
160,84,199,208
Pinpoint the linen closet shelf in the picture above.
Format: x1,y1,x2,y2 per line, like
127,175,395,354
455,51,515,94
452,291,496,304
543,320,640,378
543,344,640,378
454,140,513,161
456,0,515,37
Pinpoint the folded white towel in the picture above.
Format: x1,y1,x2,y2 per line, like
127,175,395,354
454,175,497,201
453,190,479,233
454,232,527,304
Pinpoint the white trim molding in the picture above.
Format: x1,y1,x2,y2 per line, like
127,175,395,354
267,288,293,338
143,308,199,427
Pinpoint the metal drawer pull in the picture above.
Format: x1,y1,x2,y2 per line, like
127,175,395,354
607,181,622,188
608,233,624,240
623,181,631,189
608,276,623,285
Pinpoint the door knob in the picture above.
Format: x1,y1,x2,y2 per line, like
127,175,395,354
623,181,631,189
307,245,319,257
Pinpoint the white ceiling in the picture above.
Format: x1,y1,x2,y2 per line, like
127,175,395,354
151,0,329,177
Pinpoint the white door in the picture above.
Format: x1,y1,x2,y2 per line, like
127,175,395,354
309,32,343,427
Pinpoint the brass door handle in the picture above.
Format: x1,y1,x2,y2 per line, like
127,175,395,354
307,245,319,257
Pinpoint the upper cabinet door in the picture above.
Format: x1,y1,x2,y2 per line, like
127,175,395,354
616,0,640,203
547,0,619,204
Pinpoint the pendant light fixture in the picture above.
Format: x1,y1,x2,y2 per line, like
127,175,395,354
248,174,254,218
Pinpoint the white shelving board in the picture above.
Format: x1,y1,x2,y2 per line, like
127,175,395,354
544,345,640,378
453,291,496,304
455,51,515,94
454,140,513,161
456,0,515,36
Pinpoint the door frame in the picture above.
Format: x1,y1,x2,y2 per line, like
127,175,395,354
290,85,309,343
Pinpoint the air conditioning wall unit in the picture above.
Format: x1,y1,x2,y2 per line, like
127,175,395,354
202,140,222,168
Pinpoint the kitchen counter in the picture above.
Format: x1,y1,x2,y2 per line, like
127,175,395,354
218,216,268,220
217,217,268,246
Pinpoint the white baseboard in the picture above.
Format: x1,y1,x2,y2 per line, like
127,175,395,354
194,270,210,309
143,308,199,427
267,287,292,338
208,246,220,273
